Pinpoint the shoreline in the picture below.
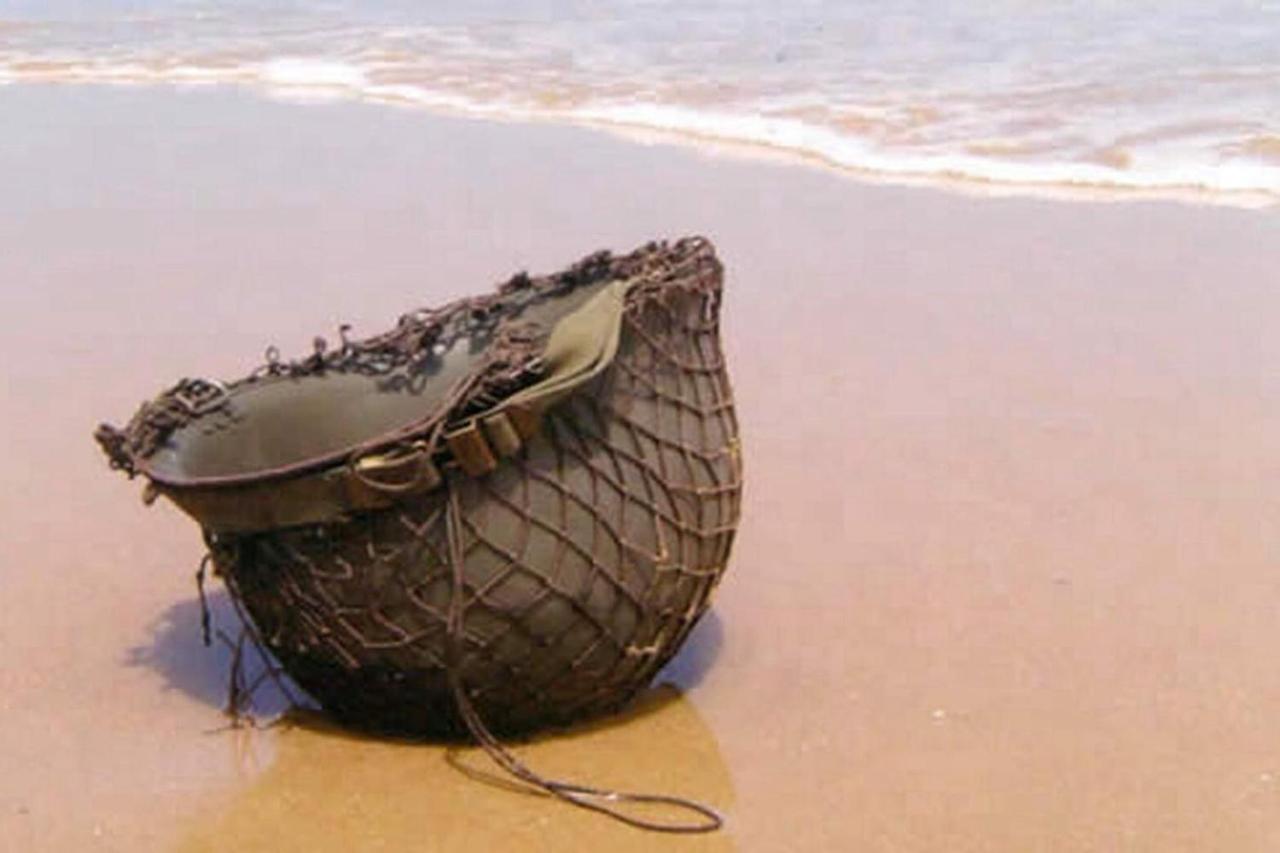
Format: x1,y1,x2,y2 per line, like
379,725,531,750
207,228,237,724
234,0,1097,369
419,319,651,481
2,73,1277,212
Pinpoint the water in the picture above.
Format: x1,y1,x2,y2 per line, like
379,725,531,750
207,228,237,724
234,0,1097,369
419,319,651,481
3,1,1279,205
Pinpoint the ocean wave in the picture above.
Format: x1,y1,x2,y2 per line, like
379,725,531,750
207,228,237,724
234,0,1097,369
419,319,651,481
1,52,1277,209
569,102,1280,204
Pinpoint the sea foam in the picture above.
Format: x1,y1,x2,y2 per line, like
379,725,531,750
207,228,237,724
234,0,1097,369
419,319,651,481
1,1,1277,207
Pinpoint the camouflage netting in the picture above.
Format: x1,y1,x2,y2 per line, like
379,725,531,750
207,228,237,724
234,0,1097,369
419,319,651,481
97,237,742,831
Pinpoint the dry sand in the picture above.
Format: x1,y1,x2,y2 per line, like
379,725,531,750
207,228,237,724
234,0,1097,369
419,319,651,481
2,83,1279,851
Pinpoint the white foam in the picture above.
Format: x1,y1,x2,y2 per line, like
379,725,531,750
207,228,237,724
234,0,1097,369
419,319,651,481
256,57,367,101
2,50,1277,208
361,82,500,114
567,102,1280,205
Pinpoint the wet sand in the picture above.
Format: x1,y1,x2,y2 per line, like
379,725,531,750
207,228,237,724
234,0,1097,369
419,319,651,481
2,83,1279,851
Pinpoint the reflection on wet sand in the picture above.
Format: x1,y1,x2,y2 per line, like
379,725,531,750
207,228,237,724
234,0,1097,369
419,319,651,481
139,595,735,852
177,690,734,852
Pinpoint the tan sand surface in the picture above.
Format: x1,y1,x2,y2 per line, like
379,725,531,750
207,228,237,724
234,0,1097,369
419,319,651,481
2,84,1279,851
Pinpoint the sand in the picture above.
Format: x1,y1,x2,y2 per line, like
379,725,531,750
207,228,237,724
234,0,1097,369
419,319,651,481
2,83,1279,851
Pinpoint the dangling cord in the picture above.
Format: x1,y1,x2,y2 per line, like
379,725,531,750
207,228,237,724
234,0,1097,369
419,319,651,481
442,481,722,834
196,553,213,648
197,549,307,727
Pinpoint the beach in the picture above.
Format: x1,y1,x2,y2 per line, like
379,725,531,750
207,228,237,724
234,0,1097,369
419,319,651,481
2,82,1280,851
